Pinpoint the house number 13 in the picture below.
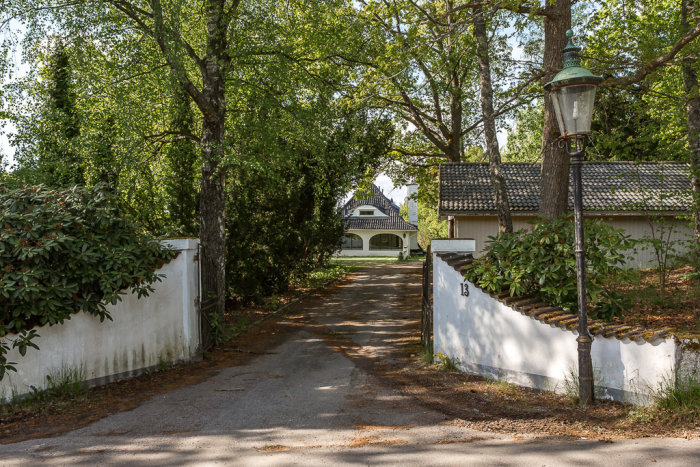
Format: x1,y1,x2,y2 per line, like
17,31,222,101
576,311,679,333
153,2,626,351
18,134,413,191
460,282,469,297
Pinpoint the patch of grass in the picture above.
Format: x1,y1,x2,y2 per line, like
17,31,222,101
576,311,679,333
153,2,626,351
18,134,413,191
417,345,434,365
263,294,281,312
1,365,87,416
296,264,349,289
39,366,87,401
651,377,700,423
562,368,580,404
628,377,700,425
157,359,170,372
484,376,519,395
329,256,400,266
402,254,425,262
561,367,609,404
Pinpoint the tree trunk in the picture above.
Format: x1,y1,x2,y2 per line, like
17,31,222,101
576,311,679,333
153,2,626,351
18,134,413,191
446,1,463,163
682,0,700,261
199,0,229,318
473,5,512,233
539,0,572,219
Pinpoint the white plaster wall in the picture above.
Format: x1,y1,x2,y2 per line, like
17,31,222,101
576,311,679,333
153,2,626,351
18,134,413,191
431,239,476,253
0,238,200,401
433,253,677,405
408,231,419,251
350,205,389,217
407,184,418,224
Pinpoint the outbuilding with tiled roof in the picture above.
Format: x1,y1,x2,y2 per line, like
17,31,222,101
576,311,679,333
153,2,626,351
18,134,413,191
438,162,694,267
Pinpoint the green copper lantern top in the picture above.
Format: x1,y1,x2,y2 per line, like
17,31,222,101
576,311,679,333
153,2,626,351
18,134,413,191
544,30,603,90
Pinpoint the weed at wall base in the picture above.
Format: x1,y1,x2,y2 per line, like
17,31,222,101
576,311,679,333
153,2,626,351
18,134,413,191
652,377,700,422
562,366,610,404
437,352,459,372
417,345,434,365
1,364,87,412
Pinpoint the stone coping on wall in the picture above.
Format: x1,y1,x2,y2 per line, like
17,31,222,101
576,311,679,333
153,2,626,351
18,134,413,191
435,252,674,344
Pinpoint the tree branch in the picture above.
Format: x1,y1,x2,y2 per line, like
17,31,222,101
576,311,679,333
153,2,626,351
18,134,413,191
601,21,700,87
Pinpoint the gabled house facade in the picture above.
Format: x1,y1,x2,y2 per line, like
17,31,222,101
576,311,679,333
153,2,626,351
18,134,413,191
438,162,695,268
338,183,420,257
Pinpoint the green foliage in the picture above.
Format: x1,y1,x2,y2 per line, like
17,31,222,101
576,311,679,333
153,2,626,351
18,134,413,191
0,184,176,379
11,40,84,187
583,0,689,162
398,175,447,250
463,217,635,319
164,83,199,237
503,102,543,162
225,108,392,303
417,343,433,365
225,163,346,303
589,86,687,162
416,201,448,250
88,115,119,188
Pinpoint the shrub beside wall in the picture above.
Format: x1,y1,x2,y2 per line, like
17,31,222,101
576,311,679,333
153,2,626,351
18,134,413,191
463,217,635,320
0,184,176,379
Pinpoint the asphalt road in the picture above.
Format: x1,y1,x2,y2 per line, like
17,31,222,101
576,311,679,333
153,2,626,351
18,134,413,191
1,263,699,466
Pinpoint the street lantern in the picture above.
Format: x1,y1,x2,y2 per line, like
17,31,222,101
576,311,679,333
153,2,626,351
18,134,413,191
544,30,602,407
545,30,603,142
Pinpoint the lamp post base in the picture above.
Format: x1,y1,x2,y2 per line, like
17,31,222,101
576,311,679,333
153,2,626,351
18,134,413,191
577,334,594,406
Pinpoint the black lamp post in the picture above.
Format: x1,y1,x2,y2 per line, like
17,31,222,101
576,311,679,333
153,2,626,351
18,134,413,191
544,30,602,407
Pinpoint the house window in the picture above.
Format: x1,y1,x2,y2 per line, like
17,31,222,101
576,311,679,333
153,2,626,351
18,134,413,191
369,234,402,250
341,234,363,250
359,210,374,216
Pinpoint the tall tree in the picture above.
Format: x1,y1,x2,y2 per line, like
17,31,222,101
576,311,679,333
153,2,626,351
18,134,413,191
12,40,84,186
473,4,512,233
538,0,572,218
513,0,700,218
100,0,237,318
681,0,700,256
355,0,478,163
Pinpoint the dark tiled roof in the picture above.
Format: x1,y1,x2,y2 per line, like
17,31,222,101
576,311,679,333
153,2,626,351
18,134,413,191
345,216,417,231
439,162,692,217
342,183,400,216
437,252,672,343
342,183,417,231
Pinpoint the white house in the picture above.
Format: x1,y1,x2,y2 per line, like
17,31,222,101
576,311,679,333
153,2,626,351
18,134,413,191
337,183,420,257
438,161,694,268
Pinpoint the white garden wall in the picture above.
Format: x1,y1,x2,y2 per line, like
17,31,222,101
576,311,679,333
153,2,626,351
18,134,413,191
432,250,688,405
0,238,201,401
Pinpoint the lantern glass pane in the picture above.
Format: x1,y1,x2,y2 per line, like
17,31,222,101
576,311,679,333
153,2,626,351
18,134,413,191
551,84,597,136
550,91,566,137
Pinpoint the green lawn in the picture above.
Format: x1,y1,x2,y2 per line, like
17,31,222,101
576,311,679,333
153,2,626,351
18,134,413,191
330,255,424,266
